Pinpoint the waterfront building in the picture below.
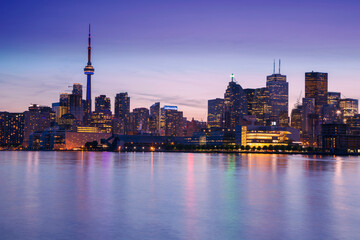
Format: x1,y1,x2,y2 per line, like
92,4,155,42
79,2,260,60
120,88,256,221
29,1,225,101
224,74,248,128
207,98,224,128
95,95,111,114
149,102,160,135
161,106,184,136
23,104,55,147
90,112,112,133
266,66,289,127
235,125,300,147
301,98,316,146
83,25,95,125
131,107,150,133
185,118,207,137
253,87,270,125
58,113,76,130
114,92,130,134
339,98,358,120
305,72,328,117
290,105,302,133
0,112,24,147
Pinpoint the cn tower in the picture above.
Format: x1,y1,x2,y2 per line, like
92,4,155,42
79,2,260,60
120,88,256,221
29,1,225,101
84,24,94,124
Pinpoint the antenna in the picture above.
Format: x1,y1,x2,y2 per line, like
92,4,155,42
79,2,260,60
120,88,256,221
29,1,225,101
231,73,234,82
279,59,281,74
273,59,275,74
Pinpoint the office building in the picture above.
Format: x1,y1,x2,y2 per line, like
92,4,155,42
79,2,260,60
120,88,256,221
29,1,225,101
0,112,24,147
207,98,224,128
224,74,248,128
149,102,161,135
114,92,130,134
95,95,111,114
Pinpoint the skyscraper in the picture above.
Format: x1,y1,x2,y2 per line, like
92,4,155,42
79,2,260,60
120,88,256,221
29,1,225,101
95,95,111,114
0,112,24,147
266,61,289,127
84,25,95,125
224,74,248,128
207,98,224,128
305,72,328,117
132,108,149,133
149,102,160,135
114,92,130,134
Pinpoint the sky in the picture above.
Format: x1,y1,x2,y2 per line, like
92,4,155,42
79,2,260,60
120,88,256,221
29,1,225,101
1,0,359,120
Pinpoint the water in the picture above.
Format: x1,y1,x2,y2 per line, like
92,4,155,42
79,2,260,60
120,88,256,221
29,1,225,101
0,152,359,240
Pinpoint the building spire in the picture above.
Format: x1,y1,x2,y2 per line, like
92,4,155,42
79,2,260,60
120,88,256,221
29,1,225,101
231,73,234,82
273,59,275,74
88,24,91,65
279,59,281,74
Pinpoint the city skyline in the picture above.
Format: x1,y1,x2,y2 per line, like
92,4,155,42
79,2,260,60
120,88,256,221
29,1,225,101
1,0,360,120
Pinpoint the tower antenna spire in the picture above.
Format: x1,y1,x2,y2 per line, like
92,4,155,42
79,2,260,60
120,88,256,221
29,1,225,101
231,73,234,82
273,59,275,74
88,24,91,65
279,59,281,74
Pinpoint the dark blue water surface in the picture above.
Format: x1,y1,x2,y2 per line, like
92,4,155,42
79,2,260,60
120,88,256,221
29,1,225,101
0,152,359,240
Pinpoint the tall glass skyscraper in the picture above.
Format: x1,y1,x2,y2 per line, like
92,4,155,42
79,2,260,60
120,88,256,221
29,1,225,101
224,74,248,128
305,72,328,116
207,98,224,128
266,73,289,126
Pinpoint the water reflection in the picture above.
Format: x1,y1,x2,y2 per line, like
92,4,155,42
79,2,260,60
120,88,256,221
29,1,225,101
0,152,360,239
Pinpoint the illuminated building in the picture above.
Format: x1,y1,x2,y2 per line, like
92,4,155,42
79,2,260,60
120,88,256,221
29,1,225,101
65,132,112,150
95,95,111,114
58,113,76,130
0,112,24,147
321,124,360,153
76,126,100,133
235,125,300,147
305,72,328,116
83,25,95,125
252,87,270,125
23,104,55,147
161,106,184,136
290,105,302,133
266,62,289,127
90,112,112,133
224,74,248,128
69,93,83,122
327,92,341,106
185,118,207,137
131,108,149,133
301,98,316,146
339,98,358,119
149,102,160,135
72,83,83,96
244,88,256,116
114,92,130,134
28,127,66,150
207,98,224,128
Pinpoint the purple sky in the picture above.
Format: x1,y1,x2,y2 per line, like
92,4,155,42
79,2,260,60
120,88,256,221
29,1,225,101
1,0,359,120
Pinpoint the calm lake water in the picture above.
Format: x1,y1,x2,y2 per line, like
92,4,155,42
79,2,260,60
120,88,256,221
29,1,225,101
0,152,359,240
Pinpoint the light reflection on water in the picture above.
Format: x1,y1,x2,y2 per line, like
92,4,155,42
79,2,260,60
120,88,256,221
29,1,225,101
0,152,359,239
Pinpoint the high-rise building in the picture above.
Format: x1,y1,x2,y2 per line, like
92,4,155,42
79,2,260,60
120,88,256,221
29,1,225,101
327,92,341,106
72,83,83,96
253,87,270,125
207,98,224,128
0,112,24,147
91,112,112,133
301,98,316,146
95,95,111,114
114,92,130,134
224,74,248,128
131,108,149,133
244,88,256,116
339,98,358,119
305,72,328,117
266,65,289,127
84,25,95,125
23,104,55,147
290,105,302,133
149,102,160,135
161,106,183,136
